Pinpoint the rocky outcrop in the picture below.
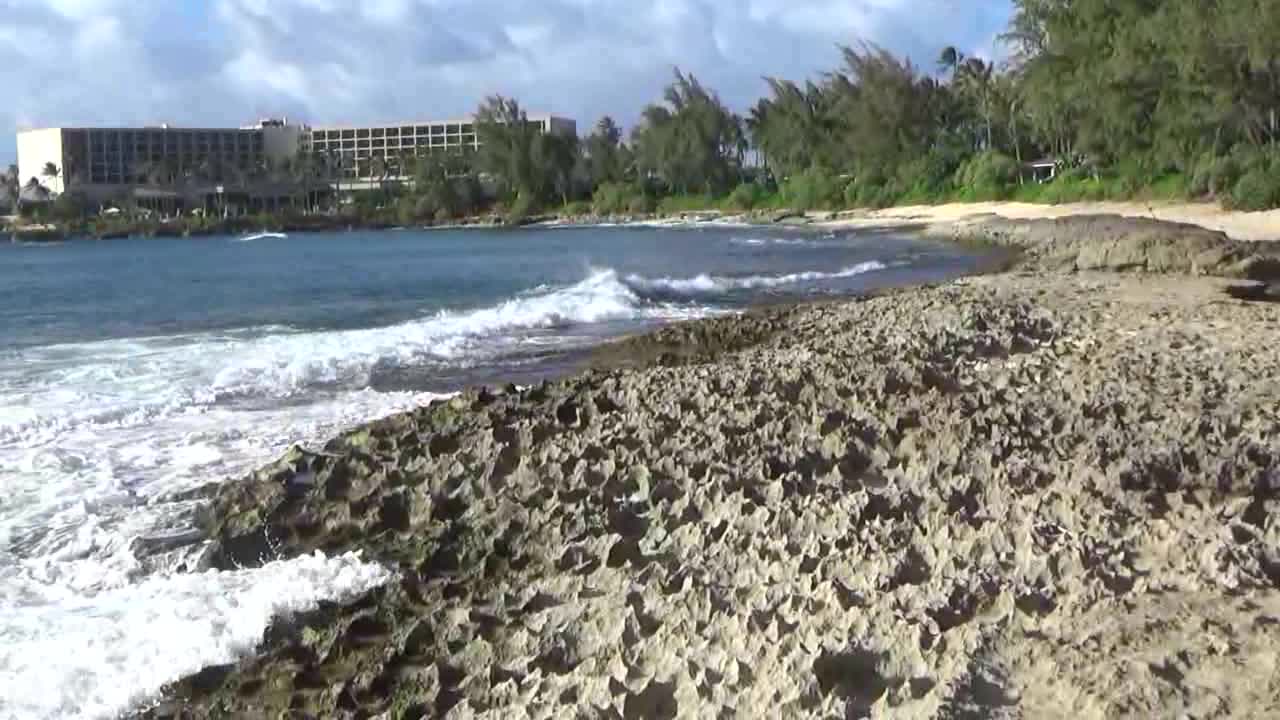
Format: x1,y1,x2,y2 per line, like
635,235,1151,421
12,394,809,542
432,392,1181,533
943,214,1280,280
144,272,1280,719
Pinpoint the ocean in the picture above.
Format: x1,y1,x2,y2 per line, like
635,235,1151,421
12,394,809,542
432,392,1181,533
0,223,987,719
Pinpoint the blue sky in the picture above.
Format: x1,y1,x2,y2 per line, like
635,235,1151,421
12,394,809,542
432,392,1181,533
0,0,1013,163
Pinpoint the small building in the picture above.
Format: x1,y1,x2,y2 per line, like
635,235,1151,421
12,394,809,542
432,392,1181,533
1024,158,1058,184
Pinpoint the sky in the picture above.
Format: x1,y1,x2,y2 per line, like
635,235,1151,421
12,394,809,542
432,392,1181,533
0,0,1014,164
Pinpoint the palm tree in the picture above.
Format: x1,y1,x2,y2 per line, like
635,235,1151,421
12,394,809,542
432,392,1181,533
19,177,51,212
396,150,413,185
1,164,18,210
291,150,316,211
938,46,965,81
42,162,61,193
324,149,342,208
960,57,996,151
370,155,388,197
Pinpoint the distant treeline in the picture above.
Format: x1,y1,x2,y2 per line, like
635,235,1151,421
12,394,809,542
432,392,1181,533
415,0,1280,222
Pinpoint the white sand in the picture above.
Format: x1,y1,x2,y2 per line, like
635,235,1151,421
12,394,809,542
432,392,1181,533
816,201,1280,242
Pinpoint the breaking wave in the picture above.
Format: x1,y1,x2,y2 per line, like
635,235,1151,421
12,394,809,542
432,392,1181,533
622,260,888,297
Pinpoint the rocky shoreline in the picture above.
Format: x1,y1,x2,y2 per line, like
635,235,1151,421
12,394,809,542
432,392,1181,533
139,215,1280,718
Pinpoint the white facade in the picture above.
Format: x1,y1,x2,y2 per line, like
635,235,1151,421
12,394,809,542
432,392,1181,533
302,114,577,182
16,113,577,195
16,128,66,193
15,125,289,199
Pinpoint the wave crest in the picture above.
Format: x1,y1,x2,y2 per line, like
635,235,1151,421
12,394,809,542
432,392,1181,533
623,260,887,297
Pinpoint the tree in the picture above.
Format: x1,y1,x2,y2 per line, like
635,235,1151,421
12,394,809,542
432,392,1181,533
42,162,61,193
475,95,548,203
958,57,996,151
475,95,582,211
938,46,965,80
534,131,579,206
632,69,745,195
1,165,18,210
583,116,628,186
748,79,836,178
368,154,395,203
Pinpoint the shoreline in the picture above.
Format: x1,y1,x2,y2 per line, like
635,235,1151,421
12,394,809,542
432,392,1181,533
14,198,1280,244
131,212,1280,718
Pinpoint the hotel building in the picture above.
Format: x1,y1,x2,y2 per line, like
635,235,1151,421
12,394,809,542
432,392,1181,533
302,114,576,184
16,120,302,198
16,113,577,199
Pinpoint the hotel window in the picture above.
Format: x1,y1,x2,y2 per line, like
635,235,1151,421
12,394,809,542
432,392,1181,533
357,128,370,139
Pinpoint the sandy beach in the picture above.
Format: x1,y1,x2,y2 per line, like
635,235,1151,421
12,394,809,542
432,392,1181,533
130,208,1280,719
819,201,1280,243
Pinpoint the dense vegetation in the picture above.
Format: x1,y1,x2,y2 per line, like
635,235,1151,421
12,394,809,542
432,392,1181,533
384,0,1280,223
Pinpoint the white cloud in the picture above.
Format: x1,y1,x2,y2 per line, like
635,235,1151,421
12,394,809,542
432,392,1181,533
0,0,1012,161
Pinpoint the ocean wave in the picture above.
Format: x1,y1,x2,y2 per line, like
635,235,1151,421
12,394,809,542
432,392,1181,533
728,236,816,247
0,551,390,720
206,268,683,397
623,260,887,297
0,270,701,446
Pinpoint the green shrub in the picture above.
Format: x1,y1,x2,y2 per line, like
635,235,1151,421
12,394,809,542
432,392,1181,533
396,198,418,226
842,181,862,208
723,182,768,210
626,192,657,214
1107,156,1158,197
591,182,631,215
1188,150,1224,198
1208,155,1242,197
560,199,592,217
657,193,717,215
780,167,844,210
591,182,658,215
505,190,536,224
894,151,959,203
1143,173,1189,201
953,151,1019,198
1227,168,1280,211
1230,144,1273,174
845,174,896,208
895,182,942,205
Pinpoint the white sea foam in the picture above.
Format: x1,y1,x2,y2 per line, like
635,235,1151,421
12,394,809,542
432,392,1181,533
0,269,692,451
728,235,816,247
0,551,390,720
0,270,707,575
623,260,888,296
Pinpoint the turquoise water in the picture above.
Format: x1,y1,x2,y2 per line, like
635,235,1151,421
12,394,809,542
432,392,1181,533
0,224,986,719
